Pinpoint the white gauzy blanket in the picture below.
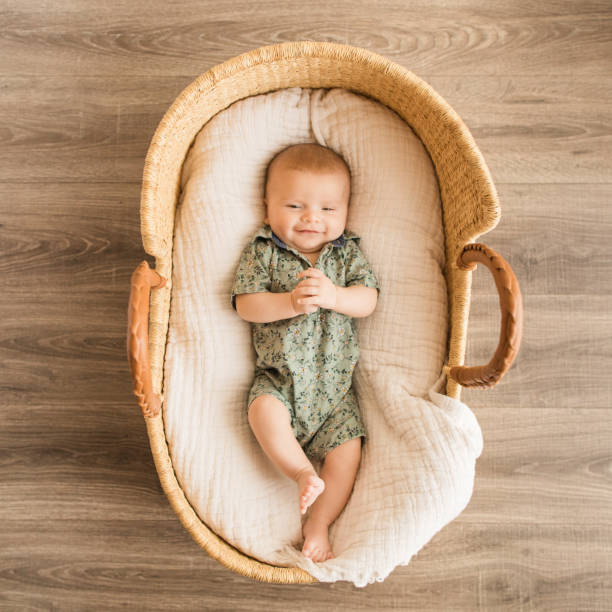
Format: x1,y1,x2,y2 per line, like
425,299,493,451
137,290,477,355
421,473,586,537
162,87,483,587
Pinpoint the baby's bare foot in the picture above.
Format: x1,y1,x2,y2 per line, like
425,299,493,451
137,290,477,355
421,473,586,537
302,517,334,562
295,468,325,515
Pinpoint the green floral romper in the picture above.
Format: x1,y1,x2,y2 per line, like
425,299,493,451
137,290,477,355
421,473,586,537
231,223,380,462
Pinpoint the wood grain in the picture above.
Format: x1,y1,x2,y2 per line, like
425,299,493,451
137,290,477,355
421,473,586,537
1,76,611,183
1,0,611,608
1,1,610,76
1,521,610,609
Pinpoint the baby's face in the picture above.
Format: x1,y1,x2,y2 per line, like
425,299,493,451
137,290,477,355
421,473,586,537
264,166,349,257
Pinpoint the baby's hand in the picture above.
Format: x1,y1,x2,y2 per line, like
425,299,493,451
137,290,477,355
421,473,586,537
292,268,337,312
291,290,319,315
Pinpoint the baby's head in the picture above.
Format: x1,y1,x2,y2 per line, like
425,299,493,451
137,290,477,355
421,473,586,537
263,143,351,257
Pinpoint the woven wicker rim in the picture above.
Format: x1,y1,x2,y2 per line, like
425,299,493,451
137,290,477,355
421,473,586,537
139,41,500,584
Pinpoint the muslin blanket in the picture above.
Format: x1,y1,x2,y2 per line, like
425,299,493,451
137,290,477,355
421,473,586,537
162,87,483,587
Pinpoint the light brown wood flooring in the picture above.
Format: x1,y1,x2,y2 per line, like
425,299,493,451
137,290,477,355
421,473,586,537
1,1,611,609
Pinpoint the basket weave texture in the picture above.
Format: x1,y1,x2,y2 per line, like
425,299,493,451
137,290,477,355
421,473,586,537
139,41,499,584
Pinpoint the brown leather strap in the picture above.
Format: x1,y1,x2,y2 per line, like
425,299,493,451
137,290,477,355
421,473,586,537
127,261,167,418
447,243,523,389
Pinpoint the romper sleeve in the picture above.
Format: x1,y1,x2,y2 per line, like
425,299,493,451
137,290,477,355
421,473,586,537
344,240,381,294
231,239,273,310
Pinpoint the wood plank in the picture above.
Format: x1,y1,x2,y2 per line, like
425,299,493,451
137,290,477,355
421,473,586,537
468,183,612,296
0,183,145,288
460,294,612,410
467,407,612,525
0,74,610,182
1,2,610,77
0,521,609,609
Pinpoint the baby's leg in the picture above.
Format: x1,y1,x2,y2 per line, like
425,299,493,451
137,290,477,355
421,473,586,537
302,437,362,562
248,395,325,514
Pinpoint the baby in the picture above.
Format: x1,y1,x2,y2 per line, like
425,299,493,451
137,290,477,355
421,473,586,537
231,143,380,562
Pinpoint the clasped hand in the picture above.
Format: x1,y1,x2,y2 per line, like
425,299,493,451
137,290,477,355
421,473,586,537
291,268,337,314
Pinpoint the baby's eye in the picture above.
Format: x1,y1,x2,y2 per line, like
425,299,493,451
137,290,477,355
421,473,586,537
287,204,300,208
323,208,335,212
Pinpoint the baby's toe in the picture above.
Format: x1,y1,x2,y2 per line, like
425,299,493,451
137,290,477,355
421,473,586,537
303,546,315,559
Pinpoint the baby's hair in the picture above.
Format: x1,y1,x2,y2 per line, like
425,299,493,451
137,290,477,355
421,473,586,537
264,143,351,199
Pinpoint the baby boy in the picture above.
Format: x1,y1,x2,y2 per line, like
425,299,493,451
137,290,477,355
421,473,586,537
231,143,380,562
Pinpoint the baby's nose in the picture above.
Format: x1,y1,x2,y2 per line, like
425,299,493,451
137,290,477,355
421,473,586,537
302,210,319,222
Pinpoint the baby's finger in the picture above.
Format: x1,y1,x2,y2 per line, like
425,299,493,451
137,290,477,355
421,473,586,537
298,279,318,289
298,267,322,278
295,285,316,297
297,295,319,305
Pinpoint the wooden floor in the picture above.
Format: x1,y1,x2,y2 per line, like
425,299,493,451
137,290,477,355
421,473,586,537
1,1,611,609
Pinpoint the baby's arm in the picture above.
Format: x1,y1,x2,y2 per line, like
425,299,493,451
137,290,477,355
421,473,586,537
235,289,317,323
334,285,378,318
235,292,296,323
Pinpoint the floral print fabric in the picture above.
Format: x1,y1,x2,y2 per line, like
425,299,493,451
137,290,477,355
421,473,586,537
231,223,380,461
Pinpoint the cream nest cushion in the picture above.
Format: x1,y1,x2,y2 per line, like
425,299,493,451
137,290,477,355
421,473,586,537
163,87,483,587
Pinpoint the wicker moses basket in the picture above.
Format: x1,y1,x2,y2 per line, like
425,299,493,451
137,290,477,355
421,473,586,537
127,41,523,584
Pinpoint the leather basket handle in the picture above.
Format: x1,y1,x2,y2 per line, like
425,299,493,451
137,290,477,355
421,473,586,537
127,260,167,417
444,243,523,389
